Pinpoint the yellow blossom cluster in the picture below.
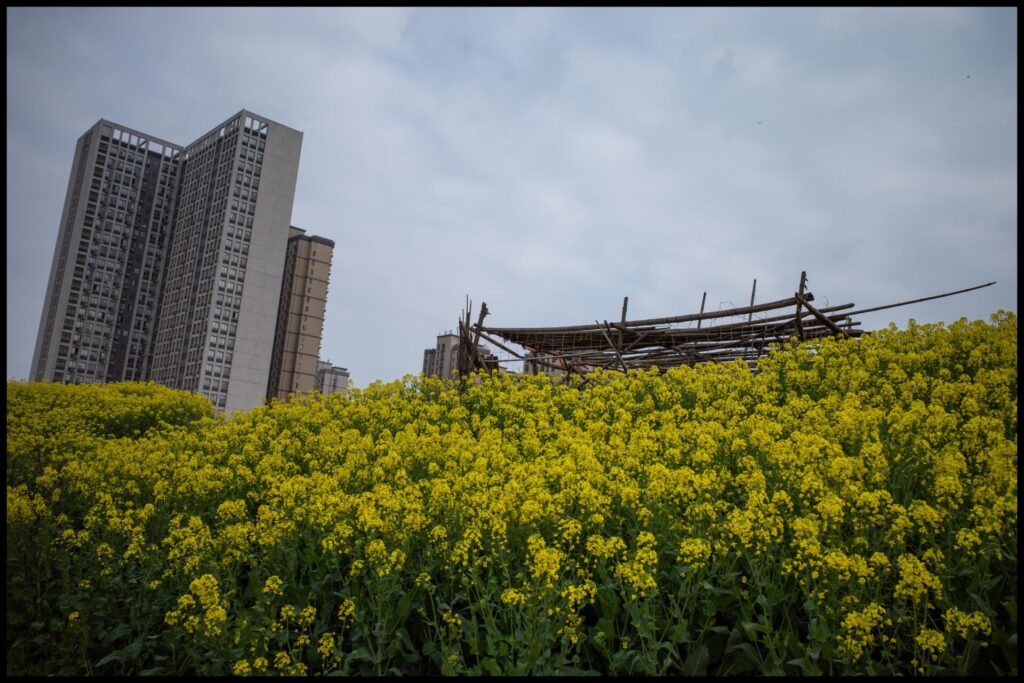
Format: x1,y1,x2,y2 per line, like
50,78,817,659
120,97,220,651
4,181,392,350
837,602,889,662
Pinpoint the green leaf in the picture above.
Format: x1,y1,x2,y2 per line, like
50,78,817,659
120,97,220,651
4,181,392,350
396,589,416,621
482,657,502,675
741,620,768,640
126,636,143,659
682,643,709,676
95,651,125,668
669,621,691,643
104,622,133,644
731,642,762,667
139,666,168,675
721,648,758,674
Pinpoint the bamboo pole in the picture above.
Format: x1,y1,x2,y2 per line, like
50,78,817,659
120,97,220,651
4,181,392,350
748,279,757,322
843,282,995,317
795,271,807,341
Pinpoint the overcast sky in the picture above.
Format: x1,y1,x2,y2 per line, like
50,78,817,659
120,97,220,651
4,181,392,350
6,7,1017,387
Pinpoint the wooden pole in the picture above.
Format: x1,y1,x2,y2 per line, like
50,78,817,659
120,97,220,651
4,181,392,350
748,279,757,322
619,296,628,349
697,292,707,329
597,320,629,372
844,281,996,317
795,271,807,341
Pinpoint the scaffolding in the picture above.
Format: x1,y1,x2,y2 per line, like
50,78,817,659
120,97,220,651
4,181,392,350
456,272,995,378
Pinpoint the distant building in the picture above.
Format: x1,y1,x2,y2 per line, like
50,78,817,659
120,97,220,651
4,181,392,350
423,332,460,380
422,333,500,379
266,227,335,402
316,359,349,395
421,348,436,376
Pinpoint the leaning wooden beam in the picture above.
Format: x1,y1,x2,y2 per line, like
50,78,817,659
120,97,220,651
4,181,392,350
472,303,489,349
795,293,849,338
473,328,525,359
593,330,656,371
619,297,628,350
469,303,490,371
748,279,757,322
795,271,807,341
844,282,996,317
597,320,629,372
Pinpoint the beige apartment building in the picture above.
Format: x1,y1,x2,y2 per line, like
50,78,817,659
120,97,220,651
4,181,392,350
422,332,499,380
316,359,350,395
422,332,460,380
266,227,335,402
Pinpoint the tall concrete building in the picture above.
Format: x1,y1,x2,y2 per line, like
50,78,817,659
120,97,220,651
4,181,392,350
33,110,313,414
31,121,183,385
266,226,335,402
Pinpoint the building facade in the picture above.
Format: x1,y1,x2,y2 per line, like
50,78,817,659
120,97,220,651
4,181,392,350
315,359,349,396
31,121,182,385
267,227,335,402
421,348,437,377
422,332,460,380
33,110,321,415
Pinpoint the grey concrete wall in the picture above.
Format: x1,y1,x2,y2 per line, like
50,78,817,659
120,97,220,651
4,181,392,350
225,117,303,415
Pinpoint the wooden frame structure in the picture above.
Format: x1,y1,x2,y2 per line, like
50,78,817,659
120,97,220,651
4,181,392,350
456,273,995,378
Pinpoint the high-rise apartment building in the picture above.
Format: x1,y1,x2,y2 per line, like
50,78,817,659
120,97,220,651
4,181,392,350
32,110,326,414
31,121,183,385
266,226,335,402
149,112,303,413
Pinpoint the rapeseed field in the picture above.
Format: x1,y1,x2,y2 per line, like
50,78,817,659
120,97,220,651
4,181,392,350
6,312,1017,675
